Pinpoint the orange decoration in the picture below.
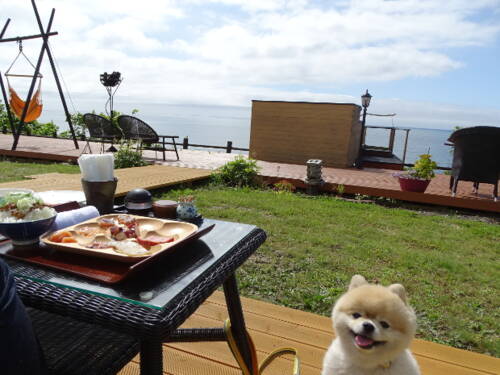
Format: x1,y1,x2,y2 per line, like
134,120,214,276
8,81,43,122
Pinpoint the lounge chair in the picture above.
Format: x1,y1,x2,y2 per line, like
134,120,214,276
448,126,500,201
117,115,179,160
82,113,122,153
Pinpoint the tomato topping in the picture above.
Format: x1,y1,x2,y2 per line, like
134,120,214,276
136,235,174,247
48,231,72,243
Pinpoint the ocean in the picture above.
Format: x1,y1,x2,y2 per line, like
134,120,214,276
363,126,453,168
42,103,455,168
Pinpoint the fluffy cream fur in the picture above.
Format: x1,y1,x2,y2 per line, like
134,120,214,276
321,275,421,375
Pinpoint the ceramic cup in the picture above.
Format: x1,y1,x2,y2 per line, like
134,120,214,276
176,202,198,220
81,178,118,215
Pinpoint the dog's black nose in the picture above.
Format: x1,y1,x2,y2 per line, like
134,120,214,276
362,322,375,333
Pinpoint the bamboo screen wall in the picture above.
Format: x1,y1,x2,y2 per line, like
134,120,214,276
249,100,362,168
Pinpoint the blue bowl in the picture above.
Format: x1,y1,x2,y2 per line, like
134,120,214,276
0,215,57,246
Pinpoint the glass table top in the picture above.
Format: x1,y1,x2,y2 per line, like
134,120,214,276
2,219,257,310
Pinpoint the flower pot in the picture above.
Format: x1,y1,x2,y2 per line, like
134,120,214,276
398,177,431,193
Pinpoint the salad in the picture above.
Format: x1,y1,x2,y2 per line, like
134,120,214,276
0,192,57,223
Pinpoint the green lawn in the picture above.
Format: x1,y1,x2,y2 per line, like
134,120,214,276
159,186,499,357
1,160,498,357
0,159,79,183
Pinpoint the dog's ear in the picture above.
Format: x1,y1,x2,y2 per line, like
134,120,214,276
388,283,407,304
349,275,368,290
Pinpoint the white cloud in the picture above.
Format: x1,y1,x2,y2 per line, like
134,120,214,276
0,0,499,129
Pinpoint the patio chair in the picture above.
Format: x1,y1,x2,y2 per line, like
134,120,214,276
447,126,500,201
28,307,139,375
82,113,123,153
117,115,179,160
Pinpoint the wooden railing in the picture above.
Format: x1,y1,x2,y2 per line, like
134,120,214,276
0,129,250,154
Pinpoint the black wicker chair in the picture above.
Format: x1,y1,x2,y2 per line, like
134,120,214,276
117,115,179,161
82,113,123,153
448,126,500,201
28,307,139,375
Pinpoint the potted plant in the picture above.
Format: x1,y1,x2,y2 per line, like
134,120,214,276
395,153,437,193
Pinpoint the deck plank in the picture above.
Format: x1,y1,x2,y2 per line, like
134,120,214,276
0,165,211,197
208,292,500,374
118,291,498,374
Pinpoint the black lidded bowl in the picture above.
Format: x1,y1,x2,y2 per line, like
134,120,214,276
124,188,153,211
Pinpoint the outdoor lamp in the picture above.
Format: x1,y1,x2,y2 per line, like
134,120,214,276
100,71,122,87
355,89,372,168
361,89,372,108
100,71,123,152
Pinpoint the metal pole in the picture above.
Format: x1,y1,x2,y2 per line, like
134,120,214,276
0,73,16,135
0,31,58,43
11,9,54,150
1,20,17,138
388,128,396,152
402,129,410,166
31,1,79,149
0,19,11,39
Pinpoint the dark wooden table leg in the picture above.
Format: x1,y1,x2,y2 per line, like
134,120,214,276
223,273,254,374
140,340,163,375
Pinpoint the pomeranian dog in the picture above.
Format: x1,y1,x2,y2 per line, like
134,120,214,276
321,275,420,375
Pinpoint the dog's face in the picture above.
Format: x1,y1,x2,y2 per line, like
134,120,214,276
332,275,416,361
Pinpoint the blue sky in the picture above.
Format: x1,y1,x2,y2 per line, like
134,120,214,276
1,0,499,129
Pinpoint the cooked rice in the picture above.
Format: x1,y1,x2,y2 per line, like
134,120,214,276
0,206,57,223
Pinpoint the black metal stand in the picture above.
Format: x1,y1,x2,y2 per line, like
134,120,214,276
101,72,122,152
0,0,79,151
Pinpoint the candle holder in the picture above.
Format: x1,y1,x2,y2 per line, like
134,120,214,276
81,178,118,215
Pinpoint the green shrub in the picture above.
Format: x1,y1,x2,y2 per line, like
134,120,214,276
335,184,345,196
407,153,438,180
273,179,296,193
0,100,59,136
211,156,260,187
26,121,59,136
114,142,148,169
60,112,86,139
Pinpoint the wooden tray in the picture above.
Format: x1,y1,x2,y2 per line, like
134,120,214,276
41,214,198,263
0,223,215,284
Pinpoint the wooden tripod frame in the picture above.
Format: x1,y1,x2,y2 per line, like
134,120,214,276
0,0,79,151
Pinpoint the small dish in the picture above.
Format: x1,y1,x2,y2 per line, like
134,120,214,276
152,200,178,219
37,190,86,206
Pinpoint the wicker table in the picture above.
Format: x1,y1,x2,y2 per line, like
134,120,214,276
3,219,266,375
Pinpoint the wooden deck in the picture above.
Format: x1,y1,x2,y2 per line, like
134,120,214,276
0,134,88,162
162,154,500,213
255,163,500,213
118,291,499,375
1,134,499,213
0,165,211,196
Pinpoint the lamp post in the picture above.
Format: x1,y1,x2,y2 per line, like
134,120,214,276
355,89,372,168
